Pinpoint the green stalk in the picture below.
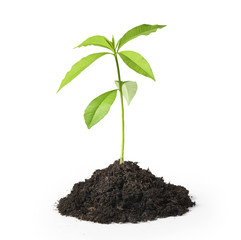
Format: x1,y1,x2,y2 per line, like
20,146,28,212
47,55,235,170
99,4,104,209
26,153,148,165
114,52,125,164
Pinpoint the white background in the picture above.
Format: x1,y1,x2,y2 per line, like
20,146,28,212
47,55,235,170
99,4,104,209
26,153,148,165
0,0,241,239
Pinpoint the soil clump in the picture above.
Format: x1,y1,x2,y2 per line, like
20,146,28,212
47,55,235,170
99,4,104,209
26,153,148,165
57,160,195,223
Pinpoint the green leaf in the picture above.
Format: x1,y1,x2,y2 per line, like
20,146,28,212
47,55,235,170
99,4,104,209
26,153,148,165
74,35,114,51
84,90,117,129
57,52,109,92
122,81,138,105
112,35,115,49
118,51,155,80
115,81,138,105
117,24,166,50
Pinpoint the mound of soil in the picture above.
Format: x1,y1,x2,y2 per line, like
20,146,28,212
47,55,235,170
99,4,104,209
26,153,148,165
57,160,195,224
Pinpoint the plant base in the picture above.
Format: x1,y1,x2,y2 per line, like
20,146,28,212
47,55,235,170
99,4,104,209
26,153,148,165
57,160,195,224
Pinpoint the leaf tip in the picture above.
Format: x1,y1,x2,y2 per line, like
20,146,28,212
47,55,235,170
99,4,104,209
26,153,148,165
56,87,61,93
157,24,167,29
84,115,92,129
151,73,156,81
73,44,81,49
86,121,93,129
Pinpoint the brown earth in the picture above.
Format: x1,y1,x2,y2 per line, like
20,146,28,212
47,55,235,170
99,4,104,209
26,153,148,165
57,160,195,224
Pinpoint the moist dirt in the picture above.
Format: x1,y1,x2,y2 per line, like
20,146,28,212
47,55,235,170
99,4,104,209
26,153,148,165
57,160,195,224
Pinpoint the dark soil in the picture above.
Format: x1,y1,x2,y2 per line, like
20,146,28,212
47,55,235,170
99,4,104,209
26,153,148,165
57,160,195,224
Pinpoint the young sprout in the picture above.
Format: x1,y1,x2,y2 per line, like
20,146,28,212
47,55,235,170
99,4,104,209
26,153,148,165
57,24,166,164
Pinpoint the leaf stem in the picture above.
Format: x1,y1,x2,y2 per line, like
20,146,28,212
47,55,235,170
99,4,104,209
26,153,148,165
114,52,125,164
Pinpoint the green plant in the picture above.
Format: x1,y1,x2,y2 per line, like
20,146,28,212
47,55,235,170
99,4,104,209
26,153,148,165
57,24,166,164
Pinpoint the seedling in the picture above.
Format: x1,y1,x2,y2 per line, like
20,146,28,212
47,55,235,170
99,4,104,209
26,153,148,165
57,24,166,164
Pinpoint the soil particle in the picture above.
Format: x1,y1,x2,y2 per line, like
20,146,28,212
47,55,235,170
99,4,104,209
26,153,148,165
57,160,195,224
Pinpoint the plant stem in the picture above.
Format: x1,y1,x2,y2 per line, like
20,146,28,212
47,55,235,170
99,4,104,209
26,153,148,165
114,52,125,164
